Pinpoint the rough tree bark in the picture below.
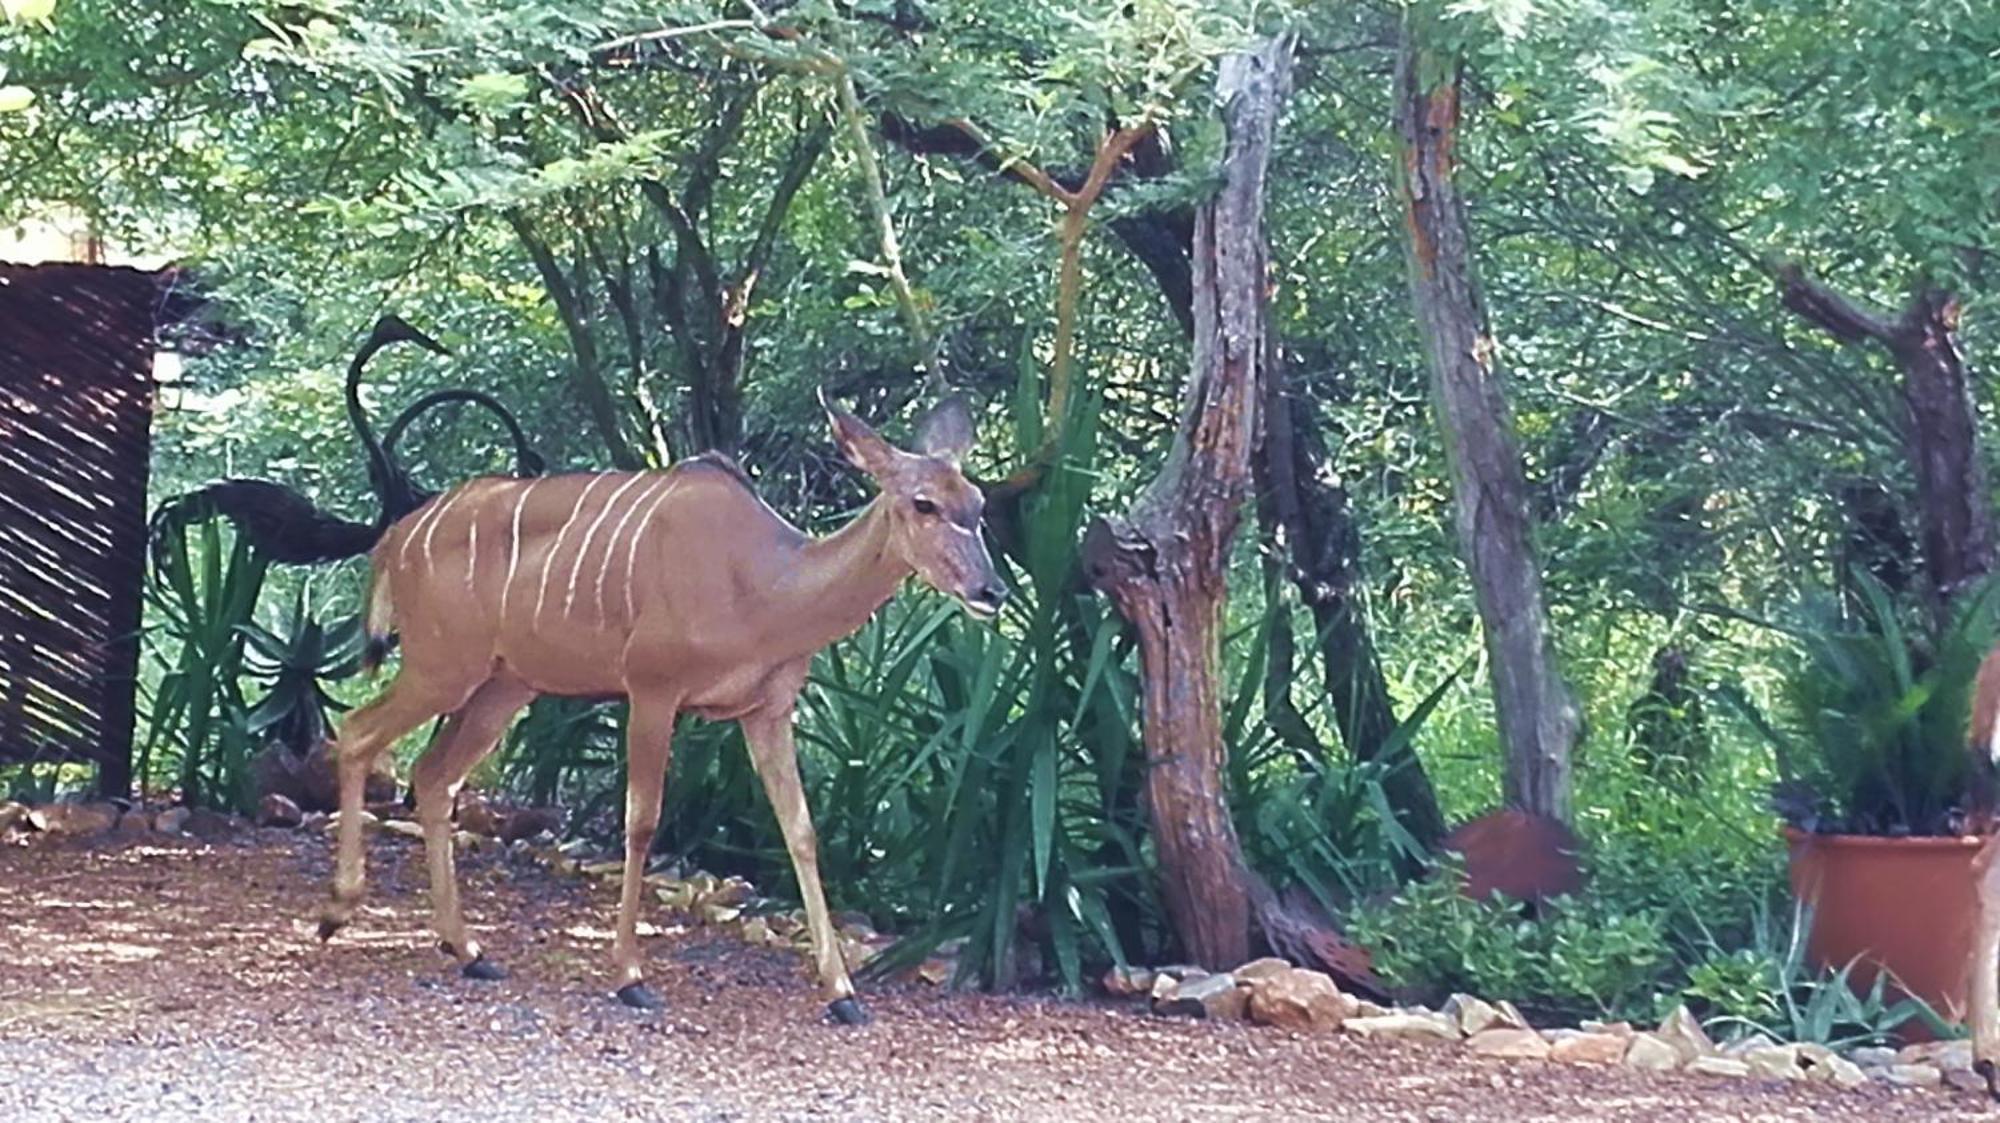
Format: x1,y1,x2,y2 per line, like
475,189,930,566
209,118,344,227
1081,35,1292,969
1780,267,1994,610
1395,24,1580,823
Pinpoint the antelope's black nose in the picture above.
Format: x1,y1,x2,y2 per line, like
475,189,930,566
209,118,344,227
967,582,1009,616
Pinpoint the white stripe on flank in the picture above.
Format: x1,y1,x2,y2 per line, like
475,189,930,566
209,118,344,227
467,512,479,597
562,472,651,620
420,485,471,577
534,475,615,625
397,492,451,570
594,476,671,623
619,477,683,623
498,481,539,622
1988,708,2000,767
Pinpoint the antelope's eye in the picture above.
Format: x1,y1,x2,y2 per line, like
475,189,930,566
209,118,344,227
912,497,938,516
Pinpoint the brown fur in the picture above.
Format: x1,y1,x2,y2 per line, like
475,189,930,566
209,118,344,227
1969,647,2000,1096
317,398,1004,1012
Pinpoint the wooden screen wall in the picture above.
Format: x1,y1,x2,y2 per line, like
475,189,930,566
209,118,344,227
0,263,168,793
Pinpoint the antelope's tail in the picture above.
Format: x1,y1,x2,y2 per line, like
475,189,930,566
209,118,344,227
360,567,397,677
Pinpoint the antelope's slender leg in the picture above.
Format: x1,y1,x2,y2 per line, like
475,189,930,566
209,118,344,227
1973,835,2000,1099
319,677,448,939
409,677,536,977
741,704,865,1024
611,694,681,1008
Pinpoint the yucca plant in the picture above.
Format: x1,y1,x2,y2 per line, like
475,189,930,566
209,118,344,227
1745,572,1999,836
496,695,630,823
139,514,269,809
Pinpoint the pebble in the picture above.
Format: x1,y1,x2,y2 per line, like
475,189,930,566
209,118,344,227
1885,1063,1943,1088
1623,1033,1682,1072
1466,1028,1550,1060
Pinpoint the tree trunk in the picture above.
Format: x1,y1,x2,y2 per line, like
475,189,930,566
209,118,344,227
1256,340,1447,851
876,94,1431,837
1082,35,1291,969
1395,23,1579,823
1780,269,1993,610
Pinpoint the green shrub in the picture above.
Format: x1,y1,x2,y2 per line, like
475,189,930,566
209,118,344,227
1347,857,1672,1023
1683,898,1953,1048
1683,947,1785,1029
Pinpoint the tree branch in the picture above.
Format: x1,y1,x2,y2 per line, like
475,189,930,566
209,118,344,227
505,210,642,470
836,70,943,391
1777,263,1900,345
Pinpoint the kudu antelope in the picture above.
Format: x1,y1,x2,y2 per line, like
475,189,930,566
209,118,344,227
1970,648,2000,1096
317,392,1007,1021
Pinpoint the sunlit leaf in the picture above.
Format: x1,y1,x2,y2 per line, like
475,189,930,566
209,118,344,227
1,0,54,24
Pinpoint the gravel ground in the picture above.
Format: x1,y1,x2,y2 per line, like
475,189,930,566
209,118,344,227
1,831,1992,1122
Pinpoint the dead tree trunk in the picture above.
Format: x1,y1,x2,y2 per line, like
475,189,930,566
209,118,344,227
1082,36,1291,969
1395,25,1580,823
1780,268,1993,611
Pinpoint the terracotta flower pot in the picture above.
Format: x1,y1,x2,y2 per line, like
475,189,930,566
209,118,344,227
1784,826,1985,1039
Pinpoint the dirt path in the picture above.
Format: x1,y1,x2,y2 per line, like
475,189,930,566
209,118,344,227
0,832,1988,1122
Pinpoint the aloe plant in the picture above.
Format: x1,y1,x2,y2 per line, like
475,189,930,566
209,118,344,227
1695,897,1953,1048
238,586,366,757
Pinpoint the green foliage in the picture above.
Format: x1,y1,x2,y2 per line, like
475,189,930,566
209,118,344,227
1687,899,1951,1048
0,0,49,111
1349,763,1795,1027
1734,574,1999,836
495,696,629,815
1234,652,1457,907
1348,857,1672,1022
140,518,269,812
238,586,365,757
1683,947,1784,1029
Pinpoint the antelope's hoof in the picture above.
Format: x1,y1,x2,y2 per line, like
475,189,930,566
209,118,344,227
615,982,664,1010
827,997,871,1026
1976,1058,1999,1101
461,955,508,982
316,916,345,942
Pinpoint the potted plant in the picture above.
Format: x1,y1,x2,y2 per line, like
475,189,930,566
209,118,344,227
1745,574,1998,1032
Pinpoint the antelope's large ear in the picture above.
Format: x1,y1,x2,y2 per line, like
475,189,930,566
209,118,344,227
820,387,896,476
915,392,975,465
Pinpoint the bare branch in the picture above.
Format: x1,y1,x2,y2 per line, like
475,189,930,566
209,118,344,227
1777,263,1899,345
592,19,761,57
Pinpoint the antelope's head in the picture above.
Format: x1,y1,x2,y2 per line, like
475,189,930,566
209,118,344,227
822,390,1009,619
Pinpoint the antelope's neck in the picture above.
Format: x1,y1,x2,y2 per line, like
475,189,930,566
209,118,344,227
773,497,909,654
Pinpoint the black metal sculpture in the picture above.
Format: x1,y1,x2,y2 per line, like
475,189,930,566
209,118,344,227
148,317,546,568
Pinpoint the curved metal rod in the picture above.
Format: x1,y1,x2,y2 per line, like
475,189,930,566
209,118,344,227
381,388,548,479
346,316,450,528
